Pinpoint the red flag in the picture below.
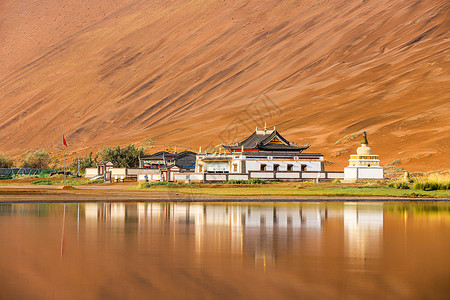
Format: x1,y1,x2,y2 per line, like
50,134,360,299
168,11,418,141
63,135,68,147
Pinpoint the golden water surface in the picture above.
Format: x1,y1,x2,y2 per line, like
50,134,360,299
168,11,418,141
0,202,449,299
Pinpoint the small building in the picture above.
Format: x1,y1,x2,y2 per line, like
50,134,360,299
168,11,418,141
97,161,114,175
344,132,384,181
196,126,324,176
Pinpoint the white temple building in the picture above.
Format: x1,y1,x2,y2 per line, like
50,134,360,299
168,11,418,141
196,126,324,174
343,131,384,181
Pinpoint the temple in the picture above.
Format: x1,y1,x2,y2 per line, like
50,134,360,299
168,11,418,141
195,125,324,176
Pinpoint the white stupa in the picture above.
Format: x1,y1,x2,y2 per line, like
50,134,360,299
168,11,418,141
344,131,384,181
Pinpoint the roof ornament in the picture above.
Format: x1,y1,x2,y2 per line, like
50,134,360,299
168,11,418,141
199,146,202,153
264,121,267,131
241,145,244,153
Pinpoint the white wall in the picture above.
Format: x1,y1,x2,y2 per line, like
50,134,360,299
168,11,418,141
205,162,230,173
344,168,358,180
250,172,274,179
111,168,127,177
138,174,161,181
128,168,159,176
275,172,300,179
344,167,383,180
245,159,322,172
85,168,98,178
229,174,249,180
327,172,345,179
174,173,204,183
358,168,384,179
301,172,326,179
205,174,228,181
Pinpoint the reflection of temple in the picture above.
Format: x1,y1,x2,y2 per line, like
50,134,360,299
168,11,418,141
80,203,383,265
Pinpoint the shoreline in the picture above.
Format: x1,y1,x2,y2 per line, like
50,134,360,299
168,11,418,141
0,185,448,203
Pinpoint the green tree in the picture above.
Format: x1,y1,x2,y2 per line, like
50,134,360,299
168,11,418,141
100,144,145,168
22,150,54,169
0,153,14,168
68,152,97,174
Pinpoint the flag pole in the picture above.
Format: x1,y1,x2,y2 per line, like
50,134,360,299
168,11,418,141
63,135,66,187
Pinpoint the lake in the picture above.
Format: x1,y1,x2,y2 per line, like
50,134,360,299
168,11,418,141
0,202,448,299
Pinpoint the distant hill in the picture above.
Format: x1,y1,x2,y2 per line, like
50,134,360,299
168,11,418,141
0,0,449,171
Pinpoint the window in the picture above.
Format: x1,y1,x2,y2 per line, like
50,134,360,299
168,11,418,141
260,164,266,171
199,165,203,172
301,165,306,172
287,164,293,172
233,164,238,172
273,164,279,172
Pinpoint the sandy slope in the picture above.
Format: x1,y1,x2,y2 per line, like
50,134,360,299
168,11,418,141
0,0,449,171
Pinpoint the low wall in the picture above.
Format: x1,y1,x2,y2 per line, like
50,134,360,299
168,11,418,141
174,171,345,182
128,168,159,178
344,167,383,180
174,173,204,183
85,168,98,178
205,174,228,181
111,168,127,177
301,172,326,179
250,172,274,179
138,173,162,182
228,174,249,181
326,172,345,179
275,172,301,179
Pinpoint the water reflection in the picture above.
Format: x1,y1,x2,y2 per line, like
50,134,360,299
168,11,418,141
0,202,449,299
344,203,383,260
2,202,449,264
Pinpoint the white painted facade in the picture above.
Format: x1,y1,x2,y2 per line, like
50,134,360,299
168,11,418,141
195,152,324,174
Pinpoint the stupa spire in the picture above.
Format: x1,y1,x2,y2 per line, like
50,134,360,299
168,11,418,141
361,131,368,145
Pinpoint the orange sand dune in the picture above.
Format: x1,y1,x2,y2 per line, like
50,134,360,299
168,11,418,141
0,0,449,171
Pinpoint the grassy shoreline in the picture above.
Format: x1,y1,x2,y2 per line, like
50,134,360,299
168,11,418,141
136,182,450,198
0,178,449,199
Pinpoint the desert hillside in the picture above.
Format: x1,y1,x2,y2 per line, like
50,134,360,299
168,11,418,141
0,0,449,171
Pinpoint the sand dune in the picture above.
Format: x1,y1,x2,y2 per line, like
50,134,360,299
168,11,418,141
0,0,449,171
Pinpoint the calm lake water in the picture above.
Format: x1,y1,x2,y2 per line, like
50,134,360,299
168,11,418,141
0,202,449,299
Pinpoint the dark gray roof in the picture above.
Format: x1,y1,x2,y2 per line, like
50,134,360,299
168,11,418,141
139,151,196,169
140,151,177,160
222,129,309,152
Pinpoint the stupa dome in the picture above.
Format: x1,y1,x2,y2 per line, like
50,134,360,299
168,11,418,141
357,143,372,155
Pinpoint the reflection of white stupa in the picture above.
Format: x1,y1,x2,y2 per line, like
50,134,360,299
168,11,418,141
344,131,384,181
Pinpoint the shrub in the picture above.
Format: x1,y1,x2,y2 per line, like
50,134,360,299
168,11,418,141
137,181,176,188
388,180,410,189
0,153,14,168
138,181,151,189
220,178,267,184
413,174,450,191
395,181,410,189
332,179,341,184
22,150,54,169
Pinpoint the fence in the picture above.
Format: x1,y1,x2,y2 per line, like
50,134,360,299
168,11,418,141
0,168,57,179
